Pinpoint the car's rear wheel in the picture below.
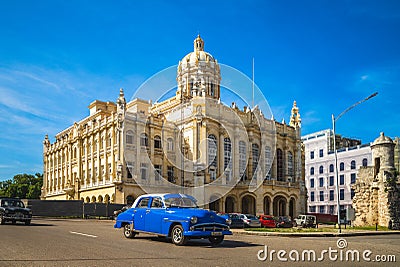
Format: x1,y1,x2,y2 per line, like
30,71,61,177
171,225,187,246
123,223,136,239
209,236,224,245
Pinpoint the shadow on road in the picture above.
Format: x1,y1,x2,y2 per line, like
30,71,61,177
0,222,54,227
131,235,261,248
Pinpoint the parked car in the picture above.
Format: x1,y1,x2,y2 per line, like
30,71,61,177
0,197,32,225
240,214,261,228
227,213,245,228
114,193,232,246
274,216,295,228
259,215,277,228
294,214,317,228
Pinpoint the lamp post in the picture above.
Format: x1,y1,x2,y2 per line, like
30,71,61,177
332,92,378,233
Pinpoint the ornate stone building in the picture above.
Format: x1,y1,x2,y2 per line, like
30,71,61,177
352,133,400,229
42,35,306,217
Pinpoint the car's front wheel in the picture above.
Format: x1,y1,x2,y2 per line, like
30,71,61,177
209,236,224,245
171,225,187,246
123,223,136,239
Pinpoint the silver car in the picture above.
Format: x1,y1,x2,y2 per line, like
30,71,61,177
240,214,261,228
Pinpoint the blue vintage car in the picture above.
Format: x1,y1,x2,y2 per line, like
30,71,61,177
114,193,232,245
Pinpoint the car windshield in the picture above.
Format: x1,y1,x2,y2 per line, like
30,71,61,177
1,200,25,208
245,214,258,220
164,196,197,208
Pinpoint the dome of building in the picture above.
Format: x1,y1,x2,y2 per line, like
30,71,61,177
373,132,394,145
179,35,217,66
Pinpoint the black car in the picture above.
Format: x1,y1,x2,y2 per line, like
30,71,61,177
0,197,32,225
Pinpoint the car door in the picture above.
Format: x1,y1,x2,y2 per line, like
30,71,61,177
133,197,150,231
144,197,165,234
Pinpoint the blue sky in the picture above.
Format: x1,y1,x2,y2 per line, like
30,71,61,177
0,0,399,181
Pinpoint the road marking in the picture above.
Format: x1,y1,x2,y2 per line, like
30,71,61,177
69,231,97,238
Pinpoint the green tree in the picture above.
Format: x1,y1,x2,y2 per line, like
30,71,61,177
0,173,43,199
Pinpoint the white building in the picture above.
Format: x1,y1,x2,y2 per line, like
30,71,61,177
302,129,372,214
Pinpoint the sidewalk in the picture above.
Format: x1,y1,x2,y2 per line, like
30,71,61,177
231,228,400,237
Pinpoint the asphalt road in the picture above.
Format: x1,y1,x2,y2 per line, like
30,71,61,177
0,219,399,267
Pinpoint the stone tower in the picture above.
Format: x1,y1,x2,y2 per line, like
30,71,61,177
352,133,400,229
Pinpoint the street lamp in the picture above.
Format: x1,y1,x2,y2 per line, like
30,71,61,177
332,92,378,233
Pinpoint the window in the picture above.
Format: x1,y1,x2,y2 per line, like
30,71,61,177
310,192,315,201
329,205,335,215
208,135,217,168
167,166,174,183
252,144,259,178
224,138,232,181
137,197,150,208
154,165,162,180
351,189,355,199
239,141,247,180
329,190,334,201
351,160,356,170
340,189,345,200
309,206,316,213
310,151,314,159
277,149,284,181
140,163,148,180
210,169,216,181
319,149,324,157
127,161,134,178
339,162,344,171
319,177,324,187
151,197,163,208
265,146,272,180
319,191,324,201
362,158,368,167
351,173,356,184
310,178,315,188
329,176,334,186
287,151,293,177
329,164,334,173
154,135,162,149
310,167,314,175
140,133,148,147
167,138,174,151
340,174,345,185
319,165,324,174
319,206,325,213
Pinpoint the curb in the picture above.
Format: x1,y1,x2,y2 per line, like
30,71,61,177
233,230,400,237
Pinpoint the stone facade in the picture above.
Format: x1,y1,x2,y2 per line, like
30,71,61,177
352,132,400,229
42,36,307,217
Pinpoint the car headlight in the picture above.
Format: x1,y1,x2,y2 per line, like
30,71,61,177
190,216,198,224
226,218,232,225
5,210,9,214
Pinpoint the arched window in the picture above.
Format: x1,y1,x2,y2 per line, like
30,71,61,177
287,152,293,176
224,137,232,181
252,144,259,179
140,133,148,147
310,167,314,175
319,165,324,174
208,135,217,168
329,164,334,173
126,130,134,144
350,160,356,170
277,149,284,181
340,162,345,171
154,135,162,149
265,146,272,180
239,141,247,180
167,138,174,151
362,158,368,167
